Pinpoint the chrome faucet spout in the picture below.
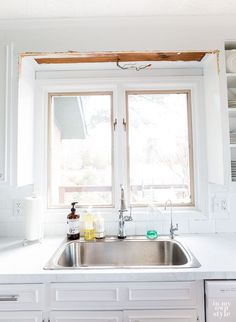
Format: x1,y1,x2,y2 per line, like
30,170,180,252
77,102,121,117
118,185,133,239
164,199,178,239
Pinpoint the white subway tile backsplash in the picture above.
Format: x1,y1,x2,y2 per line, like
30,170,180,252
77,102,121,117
44,222,67,236
0,210,15,221
176,220,190,234
135,221,147,235
0,222,25,237
189,219,216,234
1,188,236,236
105,221,117,236
125,221,135,236
0,200,7,209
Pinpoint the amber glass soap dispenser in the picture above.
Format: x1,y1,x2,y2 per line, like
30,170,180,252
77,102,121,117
67,202,80,240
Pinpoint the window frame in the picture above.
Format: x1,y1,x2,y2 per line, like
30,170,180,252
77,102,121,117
34,73,208,218
125,89,195,207
47,91,115,209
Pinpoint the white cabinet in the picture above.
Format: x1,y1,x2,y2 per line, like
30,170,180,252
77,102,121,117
0,283,44,311
50,311,123,322
17,56,36,186
50,281,198,310
0,284,44,321
225,41,236,183
124,309,198,322
0,311,42,321
0,43,8,183
49,281,203,322
203,52,225,185
50,310,198,322
50,282,121,310
123,282,197,309
0,42,36,186
0,281,203,322
0,42,13,185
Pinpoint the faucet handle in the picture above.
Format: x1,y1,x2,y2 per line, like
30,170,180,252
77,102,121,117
170,223,178,239
172,223,179,237
123,206,133,222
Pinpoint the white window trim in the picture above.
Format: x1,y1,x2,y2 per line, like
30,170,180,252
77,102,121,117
34,73,208,222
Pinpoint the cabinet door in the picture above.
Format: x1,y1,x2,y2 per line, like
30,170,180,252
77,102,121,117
124,309,198,322
50,283,121,310
50,311,123,322
203,53,225,185
124,282,197,309
0,311,42,321
0,43,8,183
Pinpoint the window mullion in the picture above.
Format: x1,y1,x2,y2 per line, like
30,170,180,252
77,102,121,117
113,85,129,210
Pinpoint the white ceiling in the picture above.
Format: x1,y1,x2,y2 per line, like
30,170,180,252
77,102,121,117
0,0,236,19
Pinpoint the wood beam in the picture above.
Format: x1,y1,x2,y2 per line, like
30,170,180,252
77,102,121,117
33,51,211,64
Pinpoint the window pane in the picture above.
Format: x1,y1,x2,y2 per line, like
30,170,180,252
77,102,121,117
127,92,193,206
49,94,112,207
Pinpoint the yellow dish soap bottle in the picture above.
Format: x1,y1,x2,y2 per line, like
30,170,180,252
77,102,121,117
84,209,95,241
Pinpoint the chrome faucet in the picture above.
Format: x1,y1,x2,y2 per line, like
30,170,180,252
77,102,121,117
118,185,133,239
164,199,178,239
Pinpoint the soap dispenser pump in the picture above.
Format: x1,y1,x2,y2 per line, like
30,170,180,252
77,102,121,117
67,202,80,240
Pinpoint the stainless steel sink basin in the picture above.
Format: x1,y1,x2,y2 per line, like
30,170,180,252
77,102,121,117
44,236,200,269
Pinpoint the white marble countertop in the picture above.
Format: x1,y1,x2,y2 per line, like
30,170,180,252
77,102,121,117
0,234,235,283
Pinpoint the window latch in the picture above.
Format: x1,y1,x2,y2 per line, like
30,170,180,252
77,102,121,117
113,118,117,131
123,118,127,131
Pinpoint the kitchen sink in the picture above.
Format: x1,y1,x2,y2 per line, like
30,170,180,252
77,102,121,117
44,236,201,269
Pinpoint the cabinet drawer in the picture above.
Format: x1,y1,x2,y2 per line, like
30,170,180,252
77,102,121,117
124,309,198,322
50,310,123,322
124,282,197,309
50,281,199,310
0,311,42,321
0,284,44,310
50,283,121,310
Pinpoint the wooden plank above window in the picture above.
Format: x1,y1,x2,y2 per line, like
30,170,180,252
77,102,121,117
31,51,216,64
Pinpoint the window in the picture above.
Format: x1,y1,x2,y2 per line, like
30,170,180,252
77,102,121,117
48,89,194,208
127,91,193,206
48,93,113,207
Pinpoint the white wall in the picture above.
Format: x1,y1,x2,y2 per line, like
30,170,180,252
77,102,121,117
0,16,236,237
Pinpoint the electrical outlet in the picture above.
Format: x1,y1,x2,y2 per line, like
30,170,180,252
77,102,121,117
212,194,229,218
13,199,24,216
